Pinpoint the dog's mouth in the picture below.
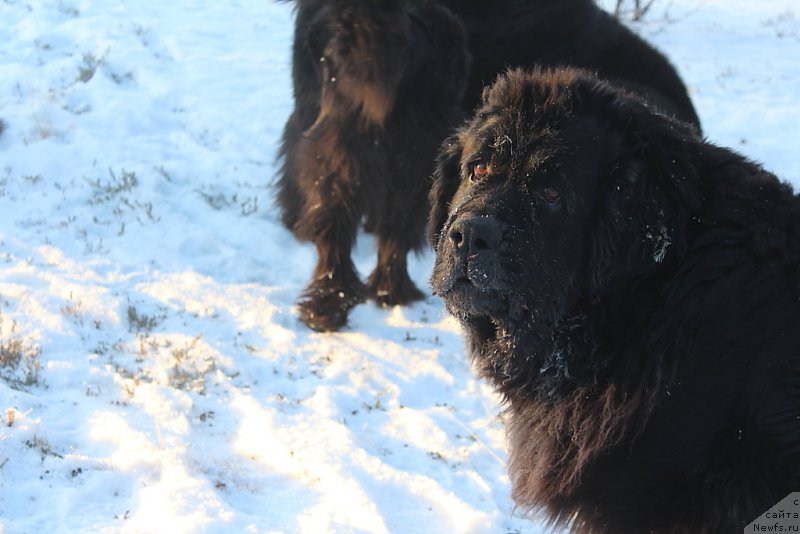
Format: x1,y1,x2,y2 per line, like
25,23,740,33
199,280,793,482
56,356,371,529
439,276,529,344
441,276,502,312
464,313,502,344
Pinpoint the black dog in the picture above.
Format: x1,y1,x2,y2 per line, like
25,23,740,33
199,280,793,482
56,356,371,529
429,67,800,533
277,0,469,331
277,0,701,331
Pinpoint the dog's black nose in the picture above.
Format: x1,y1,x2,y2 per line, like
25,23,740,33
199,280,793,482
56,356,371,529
448,215,502,255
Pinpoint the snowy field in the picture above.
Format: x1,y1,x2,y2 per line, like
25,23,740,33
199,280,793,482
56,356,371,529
0,1,798,532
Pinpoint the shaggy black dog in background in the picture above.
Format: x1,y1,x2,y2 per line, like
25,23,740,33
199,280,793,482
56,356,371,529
277,0,702,332
277,0,469,331
429,67,800,533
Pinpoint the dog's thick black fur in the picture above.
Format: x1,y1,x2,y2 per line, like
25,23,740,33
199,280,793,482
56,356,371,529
429,67,800,533
277,0,701,332
277,0,469,331
440,0,701,127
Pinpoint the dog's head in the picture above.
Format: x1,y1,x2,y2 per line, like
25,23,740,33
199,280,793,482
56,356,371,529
429,68,703,399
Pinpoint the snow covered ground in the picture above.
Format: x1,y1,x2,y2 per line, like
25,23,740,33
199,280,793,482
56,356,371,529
0,1,797,532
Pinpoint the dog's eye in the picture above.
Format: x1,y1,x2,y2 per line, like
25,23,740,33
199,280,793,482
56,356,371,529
540,187,561,204
470,161,490,182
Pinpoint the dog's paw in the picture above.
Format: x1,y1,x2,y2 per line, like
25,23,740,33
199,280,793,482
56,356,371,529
297,277,368,332
367,266,425,308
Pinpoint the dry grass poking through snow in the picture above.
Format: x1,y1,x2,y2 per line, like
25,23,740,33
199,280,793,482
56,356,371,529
0,313,41,389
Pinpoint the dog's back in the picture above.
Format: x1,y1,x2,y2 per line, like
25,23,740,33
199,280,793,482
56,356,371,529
442,0,701,128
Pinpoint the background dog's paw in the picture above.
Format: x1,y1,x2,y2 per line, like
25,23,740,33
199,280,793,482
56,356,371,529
297,277,368,332
367,267,425,308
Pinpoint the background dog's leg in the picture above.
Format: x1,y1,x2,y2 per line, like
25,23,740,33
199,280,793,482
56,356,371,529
364,149,430,308
368,234,425,309
294,175,368,331
299,238,367,332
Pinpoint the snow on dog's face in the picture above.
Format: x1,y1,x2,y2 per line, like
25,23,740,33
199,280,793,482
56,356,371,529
428,68,698,400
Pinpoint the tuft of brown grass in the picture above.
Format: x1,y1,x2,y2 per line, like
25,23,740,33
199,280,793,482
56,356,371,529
0,313,42,388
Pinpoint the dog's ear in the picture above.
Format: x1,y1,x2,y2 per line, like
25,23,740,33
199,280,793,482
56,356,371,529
427,135,464,248
587,91,703,296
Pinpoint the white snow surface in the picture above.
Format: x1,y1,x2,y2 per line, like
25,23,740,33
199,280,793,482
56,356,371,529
0,1,798,533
